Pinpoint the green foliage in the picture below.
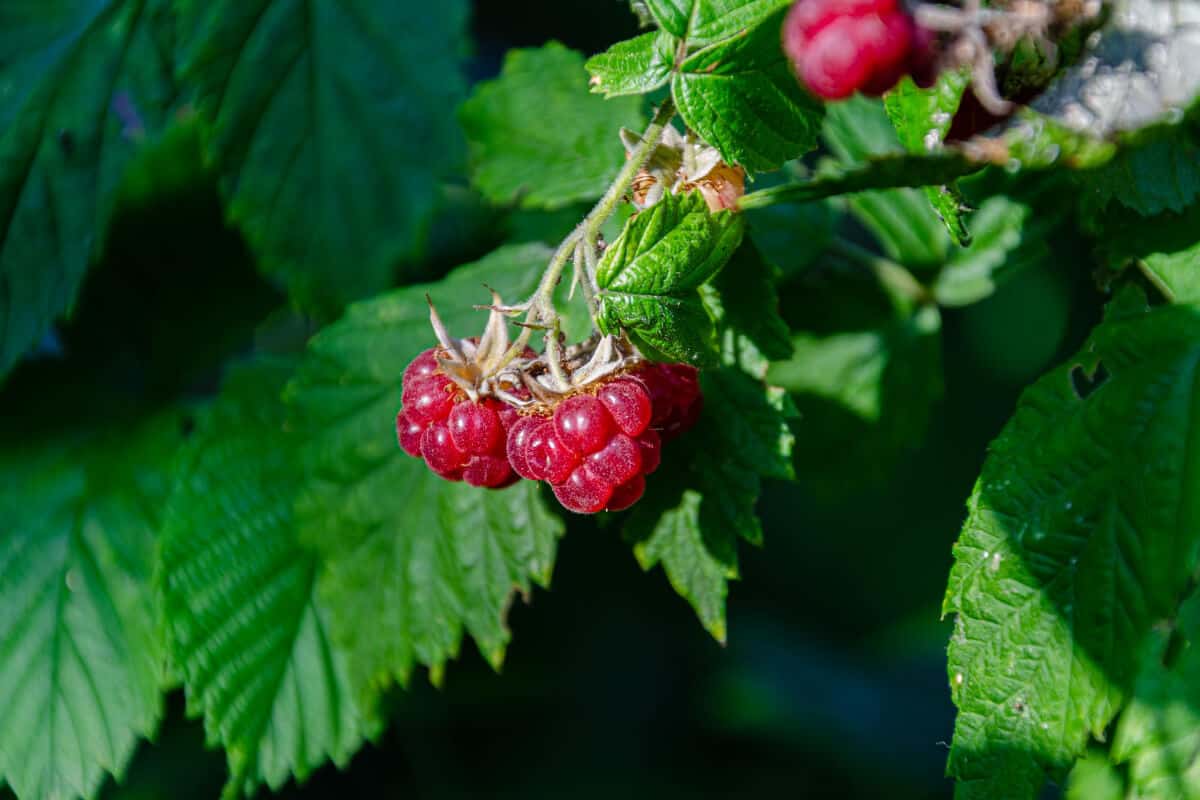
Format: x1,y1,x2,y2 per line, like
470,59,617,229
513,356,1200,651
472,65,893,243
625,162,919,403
624,367,795,640
1111,592,1200,799
586,30,677,98
1099,203,1200,302
0,413,182,799
176,0,469,313
704,239,793,370
461,43,646,209
640,0,791,47
944,295,1200,797
159,361,377,799
284,245,565,695
884,69,973,245
597,192,744,365
0,0,176,380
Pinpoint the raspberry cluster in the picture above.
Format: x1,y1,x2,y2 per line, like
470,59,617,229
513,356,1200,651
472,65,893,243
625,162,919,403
783,0,935,100
396,354,702,514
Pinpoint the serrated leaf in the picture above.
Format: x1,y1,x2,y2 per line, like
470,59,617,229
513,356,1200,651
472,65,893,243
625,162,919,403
944,301,1200,797
177,0,468,313
884,70,973,245
1065,750,1127,800
586,30,678,98
703,238,793,372
642,0,791,47
283,244,565,696
768,301,943,499
1099,202,1200,302
672,8,823,172
596,192,744,365
822,97,955,266
159,360,377,799
1111,592,1200,799
461,42,646,210
0,0,175,379
1081,120,1200,216
624,367,794,640
0,413,181,799
932,196,1055,307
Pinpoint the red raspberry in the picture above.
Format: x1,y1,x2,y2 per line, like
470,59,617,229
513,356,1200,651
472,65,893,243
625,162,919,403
586,433,642,487
525,421,579,484
403,348,440,389
402,374,456,425
396,411,424,458
552,464,613,514
636,429,662,475
506,415,544,480
463,454,513,488
607,474,646,512
421,423,467,478
598,378,652,436
448,400,504,455
553,395,614,455
783,0,935,100
632,363,703,441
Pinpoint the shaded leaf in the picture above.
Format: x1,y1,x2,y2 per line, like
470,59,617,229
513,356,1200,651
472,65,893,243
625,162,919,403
0,0,175,379
461,43,646,210
177,0,469,312
703,238,793,373
1100,202,1200,303
944,299,1200,797
0,413,181,799
159,360,378,798
283,244,565,695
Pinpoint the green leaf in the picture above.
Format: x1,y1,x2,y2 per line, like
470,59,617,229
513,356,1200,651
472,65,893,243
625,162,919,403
177,0,468,313
703,238,793,372
1099,203,1200,303
1112,592,1200,799
672,8,824,172
0,0,175,379
461,43,646,210
624,367,794,640
1065,750,1126,800
822,97,955,266
283,244,565,695
932,196,1055,307
0,413,182,799
642,0,791,47
744,195,835,279
768,301,943,499
159,360,378,799
586,30,678,98
944,300,1200,797
596,192,744,365
1080,121,1200,216
884,70,973,245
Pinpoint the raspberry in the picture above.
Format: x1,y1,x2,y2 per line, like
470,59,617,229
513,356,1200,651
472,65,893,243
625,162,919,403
552,465,613,514
402,374,456,425
633,363,703,441
586,433,642,487
403,348,440,389
506,415,544,480
598,378,652,436
525,421,579,484
553,395,614,455
421,422,467,478
636,429,662,475
607,474,646,512
463,454,513,488
783,0,935,100
396,411,424,458
448,400,504,455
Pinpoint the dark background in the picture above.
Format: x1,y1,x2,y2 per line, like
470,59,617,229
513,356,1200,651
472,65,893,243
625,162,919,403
1,1,1101,798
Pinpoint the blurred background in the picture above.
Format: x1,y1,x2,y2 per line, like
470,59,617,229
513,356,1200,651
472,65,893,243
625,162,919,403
0,1,1104,797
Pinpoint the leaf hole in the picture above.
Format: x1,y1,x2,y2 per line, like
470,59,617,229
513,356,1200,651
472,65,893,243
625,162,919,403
1069,361,1109,400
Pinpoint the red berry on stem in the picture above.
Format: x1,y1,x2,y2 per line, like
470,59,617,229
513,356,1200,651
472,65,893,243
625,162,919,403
463,454,514,488
448,401,503,455
636,429,662,475
421,423,467,478
598,378,652,436
607,474,646,512
552,465,613,514
554,395,614,455
586,433,642,487
396,410,424,458
506,415,544,480
403,375,455,425
525,421,579,484
403,348,440,389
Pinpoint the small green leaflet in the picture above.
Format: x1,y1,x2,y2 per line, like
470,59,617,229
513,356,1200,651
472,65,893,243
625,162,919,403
159,360,378,799
944,296,1200,797
461,43,646,210
0,0,175,380
1112,592,1200,799
884,70,973,246
0,413,182,800
283,244,564,696
176,0,469,314
586,30,677,98
596,192,744,365
641,0,791,48
672,9,824,172
624,367,795,641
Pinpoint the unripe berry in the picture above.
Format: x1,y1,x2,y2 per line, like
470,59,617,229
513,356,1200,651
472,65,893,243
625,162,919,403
553,395,614,455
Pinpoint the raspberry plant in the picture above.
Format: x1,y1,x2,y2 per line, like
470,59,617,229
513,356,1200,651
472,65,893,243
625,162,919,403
1,0,1199,798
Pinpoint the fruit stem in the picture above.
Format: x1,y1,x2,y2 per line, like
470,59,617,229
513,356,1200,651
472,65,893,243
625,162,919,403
498,98,676,366
829,237,934,309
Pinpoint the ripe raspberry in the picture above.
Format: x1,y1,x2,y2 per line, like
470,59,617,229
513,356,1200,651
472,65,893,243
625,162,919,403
396,411,424,458
506,415,544,481
633,363,703,441
598,378,652,436
586,433,642,487
552,465,614,514
553,395,614,455
462,454,513,488
402,374,456,425
448,400,504,455
607,474,646,512
783,0,935,100
421,423,467,478
402,348,440,389
636,429,662,475
525,421,579,484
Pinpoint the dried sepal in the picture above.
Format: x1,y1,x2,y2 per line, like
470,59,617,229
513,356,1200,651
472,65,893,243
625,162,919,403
621,126,745,212
426,292,532,402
